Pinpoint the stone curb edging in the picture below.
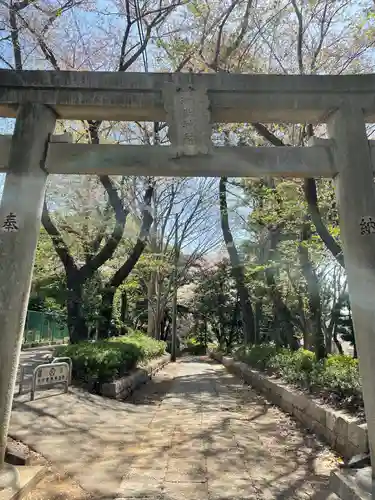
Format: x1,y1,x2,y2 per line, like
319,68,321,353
209,351,368,460
100,353,171,399
329,468,368,500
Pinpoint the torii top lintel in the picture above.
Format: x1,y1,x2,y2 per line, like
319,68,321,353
1,70,375,123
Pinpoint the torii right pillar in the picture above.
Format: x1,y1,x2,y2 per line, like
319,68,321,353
328,103,375,494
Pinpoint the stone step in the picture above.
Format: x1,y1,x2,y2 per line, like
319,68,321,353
330,468,371,500
0,465,46,500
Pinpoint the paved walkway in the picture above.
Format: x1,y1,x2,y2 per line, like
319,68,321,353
10,356,338,499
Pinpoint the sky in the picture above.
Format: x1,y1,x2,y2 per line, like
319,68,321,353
0,0,250,252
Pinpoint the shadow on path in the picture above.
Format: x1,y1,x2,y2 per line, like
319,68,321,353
11,355,338,499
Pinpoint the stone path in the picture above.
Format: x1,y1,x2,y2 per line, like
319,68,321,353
10,356,338,499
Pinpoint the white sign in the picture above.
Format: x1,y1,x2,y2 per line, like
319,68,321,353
36,364,68,386
31,362,69,400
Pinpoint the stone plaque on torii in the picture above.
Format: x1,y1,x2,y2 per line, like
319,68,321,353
0,70,375,496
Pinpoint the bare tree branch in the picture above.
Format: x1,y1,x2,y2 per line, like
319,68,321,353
9,2,22,69
291,0,304,74
42,202,78,274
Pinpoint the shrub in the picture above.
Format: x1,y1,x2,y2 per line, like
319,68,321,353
320,355,362,404
55,333,166,385
185,337,206,355
236,344,279,371
110,331,166,360
234,344,363,414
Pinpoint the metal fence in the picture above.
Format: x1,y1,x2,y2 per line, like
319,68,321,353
23,310,69,345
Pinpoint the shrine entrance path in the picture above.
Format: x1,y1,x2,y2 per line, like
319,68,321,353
10,355,338,499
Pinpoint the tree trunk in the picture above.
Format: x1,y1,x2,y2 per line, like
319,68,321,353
219,177,255,344
98,236,149,337
160,313,166,341
204,318,208,348
296,291,312,349
299,221,326,360
304,178,344,268
120,290,127,323
264,227,299,350
325,326,333,355
254,300,262,344
160,311,171,342
147,275,156,336
154,278,163,340
251,123,345,271
333,327,344,355
42,172,127,344
353,343,358,359
97,287,116,339
228,294,240,351
98,184,154,337
67,272,88,343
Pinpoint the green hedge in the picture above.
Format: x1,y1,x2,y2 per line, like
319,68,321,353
185,337,206,355
55,332,166,385
234,345,363,415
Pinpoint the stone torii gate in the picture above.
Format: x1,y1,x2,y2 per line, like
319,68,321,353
0,70,375,493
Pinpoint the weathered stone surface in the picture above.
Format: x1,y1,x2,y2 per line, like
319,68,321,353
308,400,328,425
348,423,369,453
100,354,170,399
293,407,315,430
282,385,296,405
5,442,29,466
165,457,206,483
330,468,371,500
260,377,274,395
326,411,339,432
0,103,56,468
335,416,350,439
117,475,163,499
282,400,295,415
291,391,309,411
162,480,208,500
208,477,257,500
4,70,375,124
0,465,46,500
310,418,332,441
222,356,234,368
163,81,211,157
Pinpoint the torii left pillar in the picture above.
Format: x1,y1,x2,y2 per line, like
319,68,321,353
0,103,56,477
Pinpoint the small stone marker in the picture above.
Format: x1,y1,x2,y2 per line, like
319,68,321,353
31,362,69,401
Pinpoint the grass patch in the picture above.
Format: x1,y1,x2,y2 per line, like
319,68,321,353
233,345,363,416
55,332,166,385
